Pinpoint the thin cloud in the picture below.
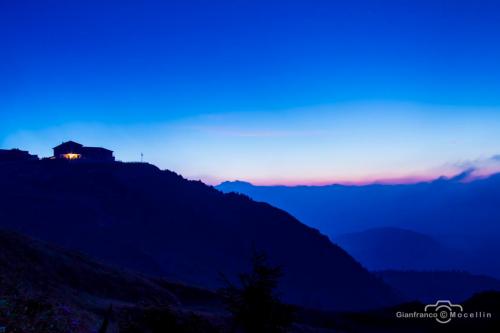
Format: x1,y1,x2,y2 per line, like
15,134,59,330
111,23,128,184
450,155,500,181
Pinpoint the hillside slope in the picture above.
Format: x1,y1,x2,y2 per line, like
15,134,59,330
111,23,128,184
0,229,179,332
0,160,397,311
334,227,463,271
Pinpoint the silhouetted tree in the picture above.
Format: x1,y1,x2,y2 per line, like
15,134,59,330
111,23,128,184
220,251,294,333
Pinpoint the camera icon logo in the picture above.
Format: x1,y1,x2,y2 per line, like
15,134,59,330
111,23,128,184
424,300,463,324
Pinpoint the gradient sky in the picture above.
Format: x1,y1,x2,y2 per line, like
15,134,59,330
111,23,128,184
2,0,500,185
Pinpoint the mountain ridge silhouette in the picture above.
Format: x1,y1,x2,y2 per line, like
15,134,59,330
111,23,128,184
0,158,398,311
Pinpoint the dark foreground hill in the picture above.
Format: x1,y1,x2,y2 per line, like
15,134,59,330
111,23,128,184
0,160,397,311
0,228,211,332
2,228,499,333
0,228,330,332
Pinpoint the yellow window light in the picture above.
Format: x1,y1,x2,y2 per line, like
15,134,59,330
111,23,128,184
63,153,81,160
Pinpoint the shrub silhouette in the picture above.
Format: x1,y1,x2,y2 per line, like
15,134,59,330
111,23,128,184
98,305,113,333
220,251,294,333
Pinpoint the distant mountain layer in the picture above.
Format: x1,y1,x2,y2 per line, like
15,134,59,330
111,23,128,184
334,227,463,271
377,270,500,304
216,176,500,236
217,176,500,277
0,160,397,311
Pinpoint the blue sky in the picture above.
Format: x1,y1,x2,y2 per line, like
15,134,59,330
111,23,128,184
2,1,500,184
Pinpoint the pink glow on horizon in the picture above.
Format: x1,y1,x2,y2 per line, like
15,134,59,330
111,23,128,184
244,175,438,187
211,173,446,187
208,167,500,187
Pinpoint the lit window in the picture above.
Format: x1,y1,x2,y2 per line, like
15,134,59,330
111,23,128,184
63,153,81,160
